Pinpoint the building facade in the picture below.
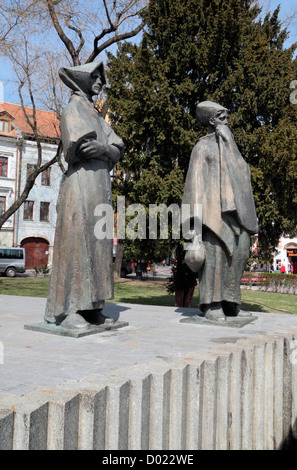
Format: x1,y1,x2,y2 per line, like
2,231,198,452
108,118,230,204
273,236,297,274
0,134,17,246
0,101,62,269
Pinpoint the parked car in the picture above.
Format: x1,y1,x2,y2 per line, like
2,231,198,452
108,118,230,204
0,247,26,277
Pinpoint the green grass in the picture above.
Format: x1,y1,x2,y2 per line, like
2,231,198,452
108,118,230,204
241,290,297,315
0,276,297,315
111,279,178,306
0,276,50,297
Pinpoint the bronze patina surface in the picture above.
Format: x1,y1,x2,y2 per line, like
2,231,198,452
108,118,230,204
182,101,258,323
44,62,125,331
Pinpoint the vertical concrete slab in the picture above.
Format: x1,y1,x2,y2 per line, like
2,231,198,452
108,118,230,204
148,368,171,450
161,369,171,450
215,353,230,450
55,379,108,450
273,335,284,449
227,348,243,450
118,380,130,450
264,339,275,450
128,373,151,450
140,374,152,450
14,403,48,450
47,391,80,450
252,342,265,450
104,380,131,450
198,359,217,450
184,362,201,450
282,335,293,444
168,365,188,450
77,389,105,450
92,386,108,450
0,393,49,450
126,376,143,450
240,346,254,450
291,333,297,444
180,364,190,450
127,361,176,450
0,408,14,450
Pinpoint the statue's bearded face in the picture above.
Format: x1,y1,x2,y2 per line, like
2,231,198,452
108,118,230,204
90,71,103,96
209,110,228,128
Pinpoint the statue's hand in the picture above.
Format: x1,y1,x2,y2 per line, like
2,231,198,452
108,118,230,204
78,140,109,161
106,144,121,163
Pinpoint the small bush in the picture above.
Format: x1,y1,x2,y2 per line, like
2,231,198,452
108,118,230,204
241,272,297,294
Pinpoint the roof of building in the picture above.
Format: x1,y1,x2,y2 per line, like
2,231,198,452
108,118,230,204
0,101,60,141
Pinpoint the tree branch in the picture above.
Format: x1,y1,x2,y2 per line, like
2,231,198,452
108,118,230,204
103,0,114,29
46,0,80,65
86,20,145,63
65,16,85,55
0,1,40,41
17,41,43,166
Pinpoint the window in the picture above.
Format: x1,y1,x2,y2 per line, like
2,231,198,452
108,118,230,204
0,120,10,132
0,157,8,177
40,202,50,222
23,200,34,220
0,248,23,259
27,164,37,180
0,196,5,215
41,167,51,186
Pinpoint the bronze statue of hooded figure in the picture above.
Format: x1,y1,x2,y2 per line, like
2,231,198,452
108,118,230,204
182,101,258,322
44,62,124,329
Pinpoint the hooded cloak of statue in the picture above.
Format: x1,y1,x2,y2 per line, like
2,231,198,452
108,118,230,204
182,102,258,314
44,62,124,324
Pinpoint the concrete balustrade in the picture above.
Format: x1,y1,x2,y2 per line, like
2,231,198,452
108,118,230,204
1,328,297,450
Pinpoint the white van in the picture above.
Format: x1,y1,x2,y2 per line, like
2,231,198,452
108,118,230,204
0,247,26,277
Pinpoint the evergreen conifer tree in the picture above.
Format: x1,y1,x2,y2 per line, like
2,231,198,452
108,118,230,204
107,0,297,264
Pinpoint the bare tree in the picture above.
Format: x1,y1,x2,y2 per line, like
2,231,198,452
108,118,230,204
45,0,146,65
0,0,40,43
0,0,147,230
0,36,63,228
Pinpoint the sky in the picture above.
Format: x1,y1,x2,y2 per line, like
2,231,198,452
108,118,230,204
0,0,296,107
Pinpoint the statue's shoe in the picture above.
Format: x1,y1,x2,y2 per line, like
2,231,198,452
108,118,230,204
236,309,253,317
204,307,227,323
60,313,91,329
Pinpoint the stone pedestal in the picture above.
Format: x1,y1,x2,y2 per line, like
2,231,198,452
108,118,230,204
180,313,257,328
24,320,129,338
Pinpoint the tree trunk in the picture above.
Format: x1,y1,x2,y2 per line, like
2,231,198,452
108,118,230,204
113,242,125,281
175,286,195,308
183,286,195,307
175,288,184,307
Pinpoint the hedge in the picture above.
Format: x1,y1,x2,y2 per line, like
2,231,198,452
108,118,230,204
241,272,297,294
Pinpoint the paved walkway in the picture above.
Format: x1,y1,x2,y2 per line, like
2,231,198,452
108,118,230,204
0,294,297,397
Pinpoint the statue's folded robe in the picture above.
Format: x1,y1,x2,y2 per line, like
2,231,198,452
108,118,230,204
182,126,258,308
45,92,124,322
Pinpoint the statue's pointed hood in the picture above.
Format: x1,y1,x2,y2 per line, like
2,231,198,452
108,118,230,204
59,61,106,95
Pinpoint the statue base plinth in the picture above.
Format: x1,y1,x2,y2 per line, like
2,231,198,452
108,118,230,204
24,320,129,338
180,313,257,328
